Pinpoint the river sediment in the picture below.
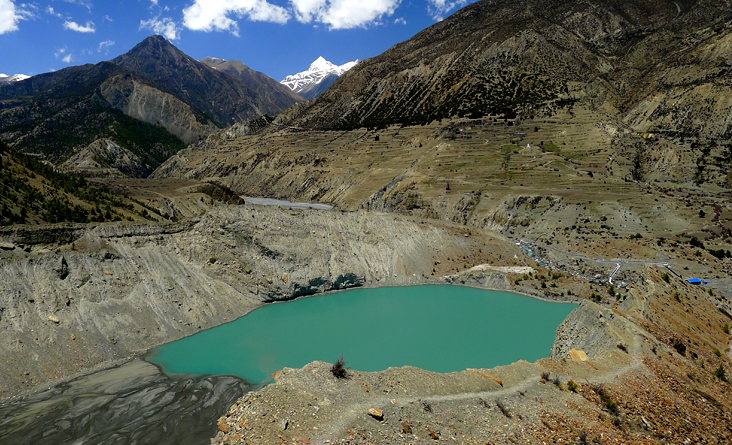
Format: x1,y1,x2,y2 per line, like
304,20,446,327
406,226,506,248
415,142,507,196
0,359,249,445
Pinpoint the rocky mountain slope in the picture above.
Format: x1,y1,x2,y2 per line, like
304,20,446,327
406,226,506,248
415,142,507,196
280,57,358,99
155,0,732,247
0,140,175,226
199,57,304,107
60,138,150,178
273,0,730,136
0,60,209,169
113,37,304,127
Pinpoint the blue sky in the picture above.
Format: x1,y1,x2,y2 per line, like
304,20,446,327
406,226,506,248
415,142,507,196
0,0,476,81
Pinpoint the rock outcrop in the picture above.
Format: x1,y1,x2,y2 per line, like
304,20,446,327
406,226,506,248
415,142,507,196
61,138,151,177
99,75,217,145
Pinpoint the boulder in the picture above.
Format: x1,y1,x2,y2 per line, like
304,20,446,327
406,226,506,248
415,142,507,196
367,407,383,420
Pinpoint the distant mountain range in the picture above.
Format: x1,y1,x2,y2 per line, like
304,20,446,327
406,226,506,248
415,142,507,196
0,74,29,84
0,36,304,177
281,57,358,99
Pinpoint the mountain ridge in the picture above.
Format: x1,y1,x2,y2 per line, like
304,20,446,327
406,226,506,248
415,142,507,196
271,0,726,134
198,56,305,109
112,36,304,127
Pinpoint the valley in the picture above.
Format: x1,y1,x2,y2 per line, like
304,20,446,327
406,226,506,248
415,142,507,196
1,0,732,443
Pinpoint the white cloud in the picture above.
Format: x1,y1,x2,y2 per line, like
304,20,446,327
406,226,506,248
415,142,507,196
393,17,405,25
17,2,37,19
426,0,466,21
47,6,64,19
0,0,23,34
140,16,180,40
182,0,290,35
63,20,95,32
290,0,400,29
62,54,72,63
98,39,115,53
62,0,92,10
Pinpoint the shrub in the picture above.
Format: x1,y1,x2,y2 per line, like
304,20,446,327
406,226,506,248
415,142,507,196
723,323,729,335
552,375,563,390
567,380,578,392
331,355,349,379
617,343,628,353
712,364,727,382
708,248,726,259
690,237,704,249
713,349,722,357
540,371,550,381
662,273,670,283
592,384,619,415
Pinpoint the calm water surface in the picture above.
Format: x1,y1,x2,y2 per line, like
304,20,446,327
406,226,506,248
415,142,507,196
147,285,575,383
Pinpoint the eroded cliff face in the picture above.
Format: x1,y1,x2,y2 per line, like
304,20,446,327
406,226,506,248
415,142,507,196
99,75,217,145
0,205,517,398
61,138,151,177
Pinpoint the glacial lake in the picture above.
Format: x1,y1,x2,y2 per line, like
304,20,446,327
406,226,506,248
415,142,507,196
146,285,575,384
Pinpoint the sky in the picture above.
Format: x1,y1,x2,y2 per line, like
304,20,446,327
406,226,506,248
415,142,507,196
0,0,477,81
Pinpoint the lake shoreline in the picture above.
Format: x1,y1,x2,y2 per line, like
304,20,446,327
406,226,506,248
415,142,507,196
148,284,577,382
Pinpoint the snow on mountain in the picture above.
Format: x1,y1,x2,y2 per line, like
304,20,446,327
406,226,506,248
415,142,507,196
0,73,30,84
280,57,358,96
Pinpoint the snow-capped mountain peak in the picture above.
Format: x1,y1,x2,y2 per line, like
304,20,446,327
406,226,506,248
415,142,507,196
280,57,358,97
0,73,30,84
309,56,334,71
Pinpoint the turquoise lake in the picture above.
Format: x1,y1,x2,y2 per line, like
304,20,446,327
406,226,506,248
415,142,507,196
146,285,576,384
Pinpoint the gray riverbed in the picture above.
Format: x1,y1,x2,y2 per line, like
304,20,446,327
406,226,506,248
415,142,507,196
0,359,249,445
242,196,333,210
